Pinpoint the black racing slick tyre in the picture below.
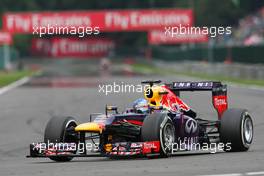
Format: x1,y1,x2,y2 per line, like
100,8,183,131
141,113,175,157
220,109,253,152
44,116,78,162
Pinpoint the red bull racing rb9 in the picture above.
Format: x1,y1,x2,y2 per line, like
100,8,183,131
27,80,254,161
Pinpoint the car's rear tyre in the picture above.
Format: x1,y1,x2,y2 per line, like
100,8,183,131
44,116,78,162
141,113,175,157
220,109,253,152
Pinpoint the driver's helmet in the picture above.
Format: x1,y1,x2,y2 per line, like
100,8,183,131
132,98,149,114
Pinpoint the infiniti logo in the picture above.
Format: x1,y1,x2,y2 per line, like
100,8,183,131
185,118,198,134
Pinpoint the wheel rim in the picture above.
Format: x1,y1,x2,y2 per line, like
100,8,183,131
243,116,253,144
63,120,77,142
162,123,175,152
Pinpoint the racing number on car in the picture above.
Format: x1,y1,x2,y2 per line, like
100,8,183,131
185,118,198,134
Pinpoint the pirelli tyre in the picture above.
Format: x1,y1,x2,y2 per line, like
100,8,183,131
220,109,253,152
141,113,175,157
44,116,78,162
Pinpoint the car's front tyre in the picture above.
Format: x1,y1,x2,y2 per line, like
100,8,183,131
141,113,175,157
44,116,78,162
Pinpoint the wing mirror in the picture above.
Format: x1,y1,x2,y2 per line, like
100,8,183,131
105,105,118,116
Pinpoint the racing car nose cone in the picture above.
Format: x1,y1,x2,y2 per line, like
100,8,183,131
75,122,103,133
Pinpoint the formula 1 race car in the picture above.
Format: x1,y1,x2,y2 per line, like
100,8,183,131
27,80,254,161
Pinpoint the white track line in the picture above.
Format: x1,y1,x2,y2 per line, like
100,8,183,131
198,174,242,176
198,171,264,176
0,76,30,95
246,171,264,175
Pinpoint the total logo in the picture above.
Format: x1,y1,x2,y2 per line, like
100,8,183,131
143,142,156,149
214,97,227,106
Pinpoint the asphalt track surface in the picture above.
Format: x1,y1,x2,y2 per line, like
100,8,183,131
0,75,264,176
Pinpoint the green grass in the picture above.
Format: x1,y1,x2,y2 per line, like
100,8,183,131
132,64,264,87
0,70,35,87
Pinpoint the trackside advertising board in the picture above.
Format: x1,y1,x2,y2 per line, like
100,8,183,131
0,31,12,45
148,30,208,44
31,38,115,58
3,9,193,33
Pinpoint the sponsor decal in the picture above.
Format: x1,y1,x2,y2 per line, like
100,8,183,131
3,9,193,33
130,143,143,148
31,37,114,58
185,118,198,134
212,95,228,118
173,81,213,89
213,97,227,106
0,31,12,45
148,30,208,44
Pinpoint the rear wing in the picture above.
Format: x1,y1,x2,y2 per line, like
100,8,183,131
166,81,228,119
166,81,223,91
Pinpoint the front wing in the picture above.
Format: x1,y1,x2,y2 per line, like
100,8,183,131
27,141,161,158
